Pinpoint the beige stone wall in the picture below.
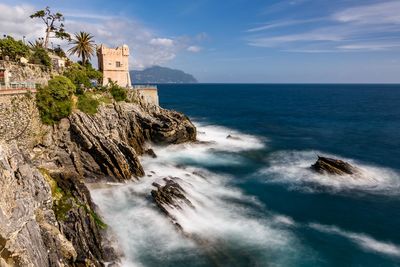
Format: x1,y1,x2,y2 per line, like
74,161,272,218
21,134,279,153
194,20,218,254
0,94,44,148
97,44,131,87
137,89,159,106
0,60,51,86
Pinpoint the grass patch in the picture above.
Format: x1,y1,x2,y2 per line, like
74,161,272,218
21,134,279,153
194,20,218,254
77,92,100,115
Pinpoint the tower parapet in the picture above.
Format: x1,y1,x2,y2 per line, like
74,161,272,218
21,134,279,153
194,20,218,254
97,44,131,88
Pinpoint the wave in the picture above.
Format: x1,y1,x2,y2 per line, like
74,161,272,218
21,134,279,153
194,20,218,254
309,223,400,258
90,124,308,266
144,122,266,167
259,150,400,195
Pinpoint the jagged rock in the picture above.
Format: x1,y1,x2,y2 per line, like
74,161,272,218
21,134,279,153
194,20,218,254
151,178,194,227
144,148,157,158
311,156,360,175
63,102,195,182
1,95,197,266
0,142,75,266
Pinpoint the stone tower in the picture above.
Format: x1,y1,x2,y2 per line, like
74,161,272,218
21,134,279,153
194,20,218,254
97,44,132,87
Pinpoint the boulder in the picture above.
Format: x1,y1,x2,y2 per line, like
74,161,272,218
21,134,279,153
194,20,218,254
151,178,194,229
311,156,359,175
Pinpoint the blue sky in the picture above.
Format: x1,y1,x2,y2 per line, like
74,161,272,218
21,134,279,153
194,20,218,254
1,0,400,83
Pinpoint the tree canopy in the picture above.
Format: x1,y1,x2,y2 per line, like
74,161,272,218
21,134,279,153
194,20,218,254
68,32,96,65
30,7,70,48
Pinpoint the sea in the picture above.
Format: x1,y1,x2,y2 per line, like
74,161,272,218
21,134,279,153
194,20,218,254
91,84,400,267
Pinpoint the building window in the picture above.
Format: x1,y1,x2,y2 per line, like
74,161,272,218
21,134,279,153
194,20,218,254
116,61,121,67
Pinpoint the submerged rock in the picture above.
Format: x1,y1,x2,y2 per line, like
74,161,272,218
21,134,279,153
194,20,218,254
226,134,241,140
311,156,359,175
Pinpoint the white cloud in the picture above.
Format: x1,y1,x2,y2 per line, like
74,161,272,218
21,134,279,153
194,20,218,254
0,3,204,69
149,38,174,47
0,3,43,40
187,45,202,52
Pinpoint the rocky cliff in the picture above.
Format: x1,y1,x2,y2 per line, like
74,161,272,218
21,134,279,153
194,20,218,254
0,97,196,266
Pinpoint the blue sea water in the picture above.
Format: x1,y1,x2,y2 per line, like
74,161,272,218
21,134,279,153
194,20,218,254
92,84,400,267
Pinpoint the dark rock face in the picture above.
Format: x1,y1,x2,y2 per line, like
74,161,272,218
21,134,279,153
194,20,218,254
311,156,359,175
144,148,157,158
0,143,77,267
2,100,197,266
151,178,194,229
66,103,196,182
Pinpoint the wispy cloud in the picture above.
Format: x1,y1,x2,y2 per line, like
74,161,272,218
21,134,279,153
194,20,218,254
247,0,400,53
187,46,202,53
333,1,400,24
247,18,323,33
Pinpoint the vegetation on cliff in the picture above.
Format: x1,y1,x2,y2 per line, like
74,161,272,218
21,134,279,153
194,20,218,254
109,80,128,102
30,46,52,67
63,63,102,93
0,36,30,61
77,93,100,115
36,76,76,124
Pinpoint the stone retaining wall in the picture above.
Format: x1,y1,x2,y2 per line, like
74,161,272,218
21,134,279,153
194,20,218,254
0,94,43,147
0,60,51,87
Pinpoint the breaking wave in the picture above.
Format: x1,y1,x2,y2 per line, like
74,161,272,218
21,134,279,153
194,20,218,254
90,123,309,266
260,150,400,195
309,223,400,258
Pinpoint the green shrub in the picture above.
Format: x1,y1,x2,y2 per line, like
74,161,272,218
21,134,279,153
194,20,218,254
53,46,66,58
109,81,127,102
84,63,102,83
0,36,30,61
63,63,91,93
30,47,51,67
64,63,102,94
36,76,76,125
77,93,99,115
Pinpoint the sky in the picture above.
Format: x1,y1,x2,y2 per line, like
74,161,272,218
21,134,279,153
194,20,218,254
0,0,400,83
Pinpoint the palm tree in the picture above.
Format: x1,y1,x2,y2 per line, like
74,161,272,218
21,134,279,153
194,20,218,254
68,32,95,65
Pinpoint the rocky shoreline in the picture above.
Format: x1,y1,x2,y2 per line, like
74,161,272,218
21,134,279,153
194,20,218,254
0,94,196,266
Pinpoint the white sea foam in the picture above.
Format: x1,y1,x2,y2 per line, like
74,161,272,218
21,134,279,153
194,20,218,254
195,123,266,152
142,122,265,167
260,150,400,195
309,223,400,258
90,124,305,266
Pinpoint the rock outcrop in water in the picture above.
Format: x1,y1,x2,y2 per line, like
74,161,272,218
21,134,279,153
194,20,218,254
151,177,195,228
311,156,359,175
0,94,196,266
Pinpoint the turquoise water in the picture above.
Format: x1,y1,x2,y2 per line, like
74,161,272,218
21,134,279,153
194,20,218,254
92,84,400,267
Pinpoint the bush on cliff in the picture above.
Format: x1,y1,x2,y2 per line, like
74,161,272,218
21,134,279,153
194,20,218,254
64,63,102,94
30,47,52,67
36,76,76,124
77,93,100,115
109,81,127,102
0,36,30,61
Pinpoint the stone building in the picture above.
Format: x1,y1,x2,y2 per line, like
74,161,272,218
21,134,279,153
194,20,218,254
97,44,132,87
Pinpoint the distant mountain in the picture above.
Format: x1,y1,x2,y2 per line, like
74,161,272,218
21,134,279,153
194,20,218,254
131,66,198,84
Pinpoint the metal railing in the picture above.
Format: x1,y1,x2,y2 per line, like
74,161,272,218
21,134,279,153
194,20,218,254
132,84,158,90
0,82,36,90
